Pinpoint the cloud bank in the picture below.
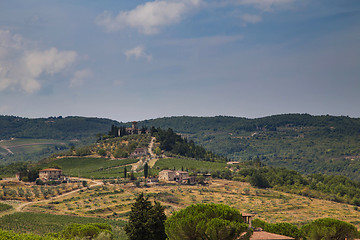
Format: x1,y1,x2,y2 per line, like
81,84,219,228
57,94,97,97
0,30,77,93
96,0,202,34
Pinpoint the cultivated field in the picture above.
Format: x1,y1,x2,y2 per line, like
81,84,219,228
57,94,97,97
41,157,138,179
20,179,360,230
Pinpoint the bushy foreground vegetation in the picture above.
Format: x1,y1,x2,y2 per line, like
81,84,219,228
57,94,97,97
252,218,360,240
0,212,125,239
0,223,114,240
166,203,251,240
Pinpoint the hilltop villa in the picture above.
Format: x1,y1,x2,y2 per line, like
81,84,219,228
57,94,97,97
39,168,63,181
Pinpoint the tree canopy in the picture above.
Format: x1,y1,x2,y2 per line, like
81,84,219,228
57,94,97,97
124,193,167,240
165,203,251,240
301,218,359,240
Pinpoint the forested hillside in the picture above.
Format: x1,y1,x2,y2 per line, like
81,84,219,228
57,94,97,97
0,116,119,140
141,114,360,180
0,116,120,165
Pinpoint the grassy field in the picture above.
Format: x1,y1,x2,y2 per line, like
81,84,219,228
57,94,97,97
24,179,360,230
42,157,138,179
153,158,227,172
0,212,126,239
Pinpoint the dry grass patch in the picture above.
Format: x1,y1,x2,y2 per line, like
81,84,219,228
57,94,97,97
21,179,360,229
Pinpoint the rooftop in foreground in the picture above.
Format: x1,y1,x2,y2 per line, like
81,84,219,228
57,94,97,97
250,231,294,240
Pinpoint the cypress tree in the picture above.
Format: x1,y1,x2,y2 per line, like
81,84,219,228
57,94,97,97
124,193,167,240
144,163,149,179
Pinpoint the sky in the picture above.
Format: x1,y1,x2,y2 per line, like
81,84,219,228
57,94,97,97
0,0,359,122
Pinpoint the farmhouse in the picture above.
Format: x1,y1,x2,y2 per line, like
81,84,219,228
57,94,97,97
158,170,177,181
159,170,196,184
39,168,63,181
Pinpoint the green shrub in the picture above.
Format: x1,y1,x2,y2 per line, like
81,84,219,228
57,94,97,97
60,223,113,239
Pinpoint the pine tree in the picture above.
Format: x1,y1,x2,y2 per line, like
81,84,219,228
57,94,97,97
124,167,127,179
124,193,167,240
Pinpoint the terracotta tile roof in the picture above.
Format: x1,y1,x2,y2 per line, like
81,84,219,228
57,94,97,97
39,168,62,172
250,231,294,240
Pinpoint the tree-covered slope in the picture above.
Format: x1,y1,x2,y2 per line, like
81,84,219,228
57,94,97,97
0,115,119,140
0,116,121,165
140,114,360,180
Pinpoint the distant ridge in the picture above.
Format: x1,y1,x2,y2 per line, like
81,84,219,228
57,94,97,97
1,114,360,180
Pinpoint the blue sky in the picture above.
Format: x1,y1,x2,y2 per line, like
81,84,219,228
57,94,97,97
0,0,359,122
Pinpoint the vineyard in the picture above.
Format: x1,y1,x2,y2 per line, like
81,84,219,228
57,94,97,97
41,157,137,179
154,158,227,173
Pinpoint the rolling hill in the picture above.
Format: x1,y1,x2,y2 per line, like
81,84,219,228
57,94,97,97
0,116,120,165
1,114,360,181
140,114,360,180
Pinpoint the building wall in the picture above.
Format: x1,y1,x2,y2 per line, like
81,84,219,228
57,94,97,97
159,170,176,181
39,170,62,180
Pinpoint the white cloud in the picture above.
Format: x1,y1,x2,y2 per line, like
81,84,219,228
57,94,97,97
241,14,262,24
125,46,152,61
96,0,202,34
70,68,93,88
24,48,77,77
0,30,77,93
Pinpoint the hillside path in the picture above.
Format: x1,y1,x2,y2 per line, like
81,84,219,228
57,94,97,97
131,136,158,171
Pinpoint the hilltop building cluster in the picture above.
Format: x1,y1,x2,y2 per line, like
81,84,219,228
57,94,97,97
120,121,149,135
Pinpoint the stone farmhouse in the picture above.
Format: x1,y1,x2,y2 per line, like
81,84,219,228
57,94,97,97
39,168,63,181
158,170,196,184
